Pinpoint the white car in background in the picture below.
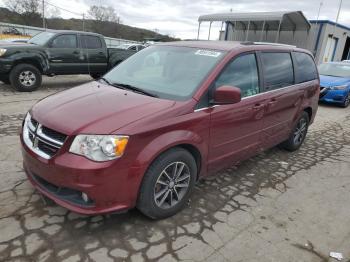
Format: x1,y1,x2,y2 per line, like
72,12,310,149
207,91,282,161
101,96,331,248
117,43,145,51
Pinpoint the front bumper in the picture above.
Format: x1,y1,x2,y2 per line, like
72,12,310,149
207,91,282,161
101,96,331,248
21,135,143,215
319,88,348,104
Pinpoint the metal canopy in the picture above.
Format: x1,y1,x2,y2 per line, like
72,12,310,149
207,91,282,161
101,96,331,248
198,11,311,31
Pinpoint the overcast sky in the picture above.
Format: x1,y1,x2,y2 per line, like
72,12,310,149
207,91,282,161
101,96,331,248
1,0,350,39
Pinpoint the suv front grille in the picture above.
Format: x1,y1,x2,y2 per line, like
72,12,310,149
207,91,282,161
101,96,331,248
23,114,67,159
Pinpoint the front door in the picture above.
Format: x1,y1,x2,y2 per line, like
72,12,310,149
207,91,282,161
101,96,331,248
47,34,85,74
208,53,266,173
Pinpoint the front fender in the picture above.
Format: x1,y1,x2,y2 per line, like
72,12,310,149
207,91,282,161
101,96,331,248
132,129,208,178
8,51,49,72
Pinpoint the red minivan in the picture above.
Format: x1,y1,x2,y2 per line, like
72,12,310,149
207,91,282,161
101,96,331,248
20,41,319,219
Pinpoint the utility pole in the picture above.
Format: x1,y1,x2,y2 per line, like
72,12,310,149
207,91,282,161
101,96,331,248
312,1,323,56
42,0,45,29
82,13,85,31
326,0,343,61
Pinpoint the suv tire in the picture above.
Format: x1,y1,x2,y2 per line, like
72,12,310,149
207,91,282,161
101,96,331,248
90,73,102,80
137,148,197,219
281,111,310,152
9,64,42,92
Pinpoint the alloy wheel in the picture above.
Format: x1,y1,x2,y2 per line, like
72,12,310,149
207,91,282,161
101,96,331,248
19,71,36,87
154,162,191,209
293,118,307,145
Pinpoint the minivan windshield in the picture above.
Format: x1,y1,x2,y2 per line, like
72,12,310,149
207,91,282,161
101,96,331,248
318,63,350,78
28,32,55,45
103,45,226,100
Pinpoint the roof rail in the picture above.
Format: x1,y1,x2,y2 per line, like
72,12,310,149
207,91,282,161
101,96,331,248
241,41,296,48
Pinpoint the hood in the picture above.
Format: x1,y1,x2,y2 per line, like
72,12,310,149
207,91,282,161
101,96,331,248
0,43,41,51
31,82,176,135
319,75,350,87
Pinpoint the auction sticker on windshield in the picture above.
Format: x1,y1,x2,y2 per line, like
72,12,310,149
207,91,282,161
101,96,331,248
195,50,222,57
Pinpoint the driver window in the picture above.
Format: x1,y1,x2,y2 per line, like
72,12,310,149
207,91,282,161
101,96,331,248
215,53,259,98
51,35,77,48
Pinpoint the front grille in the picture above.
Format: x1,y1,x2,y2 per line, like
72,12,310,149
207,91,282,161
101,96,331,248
41,126,67,144
23,114,67,159
319,86,328,99
37,140,59,156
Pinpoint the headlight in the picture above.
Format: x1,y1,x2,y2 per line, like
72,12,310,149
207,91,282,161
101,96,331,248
330,85,348,90
69,135,129,161
0,49,7,57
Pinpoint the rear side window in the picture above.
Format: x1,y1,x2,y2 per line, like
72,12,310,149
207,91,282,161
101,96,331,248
81,35,102,49
214,53,259,98
293,52,318,83
51,34,77,48
261,52,294,90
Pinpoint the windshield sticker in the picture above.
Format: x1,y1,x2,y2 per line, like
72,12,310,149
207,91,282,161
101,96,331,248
195,50,222,57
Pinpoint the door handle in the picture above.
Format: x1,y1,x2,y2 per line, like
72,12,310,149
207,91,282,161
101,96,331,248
252,104,264,110
268,99,277,106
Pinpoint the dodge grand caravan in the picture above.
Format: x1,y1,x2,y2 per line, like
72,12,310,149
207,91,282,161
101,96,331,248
21,41,319,219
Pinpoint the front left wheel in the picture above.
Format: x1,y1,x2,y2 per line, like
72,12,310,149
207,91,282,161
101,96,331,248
137,148,197,219
9,64,42,92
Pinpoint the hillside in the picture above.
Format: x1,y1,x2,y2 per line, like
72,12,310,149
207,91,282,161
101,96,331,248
0,7,177,42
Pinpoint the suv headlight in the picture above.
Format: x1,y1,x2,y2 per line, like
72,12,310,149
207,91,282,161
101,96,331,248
69,135,129,161
0,49,7,57
330,85,347,90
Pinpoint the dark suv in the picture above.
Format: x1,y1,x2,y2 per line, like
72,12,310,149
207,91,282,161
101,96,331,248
21,41,319,219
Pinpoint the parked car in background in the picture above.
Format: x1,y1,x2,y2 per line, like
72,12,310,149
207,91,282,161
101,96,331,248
0,38,28,44
318,62,350,108
117,43,145,51
21,41,319,219
0,30,136,91
2,27,23,35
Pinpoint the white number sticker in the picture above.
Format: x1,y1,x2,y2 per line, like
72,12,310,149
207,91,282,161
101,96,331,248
195,50,222,57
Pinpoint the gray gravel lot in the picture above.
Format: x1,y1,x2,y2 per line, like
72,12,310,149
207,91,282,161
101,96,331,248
0,76,350,262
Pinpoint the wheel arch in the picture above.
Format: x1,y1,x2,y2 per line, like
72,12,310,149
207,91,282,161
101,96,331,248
132,130,207,182
303,106,312,120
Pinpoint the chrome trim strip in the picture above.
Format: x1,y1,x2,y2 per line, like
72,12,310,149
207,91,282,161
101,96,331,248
37,125,64,146
194,81,314,111
23,120,51,159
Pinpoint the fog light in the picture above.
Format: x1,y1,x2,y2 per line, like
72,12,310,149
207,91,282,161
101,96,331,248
82,192,89,202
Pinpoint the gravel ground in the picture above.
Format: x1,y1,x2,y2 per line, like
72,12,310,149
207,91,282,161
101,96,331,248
0,76,349,262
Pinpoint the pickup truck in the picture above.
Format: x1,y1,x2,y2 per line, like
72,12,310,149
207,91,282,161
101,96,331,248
0,30,136,91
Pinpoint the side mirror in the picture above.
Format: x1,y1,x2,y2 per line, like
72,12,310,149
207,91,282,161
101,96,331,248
212,85,241,105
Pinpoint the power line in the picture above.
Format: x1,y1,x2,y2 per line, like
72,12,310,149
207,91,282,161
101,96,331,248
44,0,84,17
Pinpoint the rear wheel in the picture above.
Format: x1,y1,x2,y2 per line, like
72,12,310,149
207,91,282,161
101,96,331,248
90,73,102,80
281,111,309,152
137,148,197,219
341,93,349,108
9,64,42,92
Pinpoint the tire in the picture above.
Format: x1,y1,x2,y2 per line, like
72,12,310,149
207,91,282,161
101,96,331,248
0,76,10,84
281,111,310,152
137,148,197,219
341,93,349,108
90,73,102,80
9,64,42,92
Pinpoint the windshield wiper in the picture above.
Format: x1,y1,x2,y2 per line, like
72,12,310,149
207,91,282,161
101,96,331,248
112,82,158,98
99,77,112,85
